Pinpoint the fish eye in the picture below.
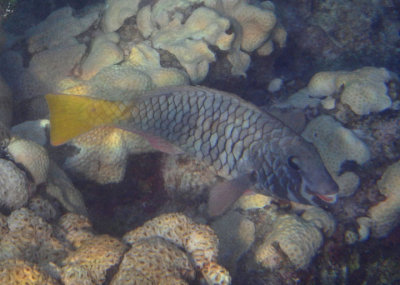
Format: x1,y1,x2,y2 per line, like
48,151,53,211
288,156,300,170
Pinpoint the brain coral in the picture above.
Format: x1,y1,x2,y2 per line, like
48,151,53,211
61,235,127,285
255,214,323,269
0,208,66,264
0,159,30,210
57,212,95,248
111,237,195,284
0,259,58,285
123,213,231,284
302,115,370,197
28,196,59,222
367,160,400,238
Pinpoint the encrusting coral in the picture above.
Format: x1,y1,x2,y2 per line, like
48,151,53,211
255,214,323,270
306,67,393,115
135,0,284,81
79,32,124,80
102,0,141,33
123,212,231,285
149,6,233,82
279,67,395,119
26,6,99,53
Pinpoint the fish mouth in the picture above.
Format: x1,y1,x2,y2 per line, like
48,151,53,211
301,178,338,204
314,193,337,203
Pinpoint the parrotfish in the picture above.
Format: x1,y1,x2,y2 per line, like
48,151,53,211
45,86,338,216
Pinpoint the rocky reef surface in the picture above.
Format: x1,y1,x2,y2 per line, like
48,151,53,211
0,0,399,284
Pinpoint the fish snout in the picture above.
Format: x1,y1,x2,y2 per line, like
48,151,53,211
312,179,339,204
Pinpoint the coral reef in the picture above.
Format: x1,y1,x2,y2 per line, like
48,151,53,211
63,126,153,184
0,158,31,210
0,0,399,284
46,161,88,216
302,115,370,197
61,235,126,285
148,6,233,82
28,195,59,222
301,206,336,237
0,0,287,183
255,214,323,269
26,6,99,53
79,32,124,80
0,259,58,285
111,237,195,284
123,212,231,284
211,211,255,275
136,0,285,81
162,153,219,201
7,137,49,186
363,161,400,238
102,0,140,33
307,67,393,115
0,208,66,264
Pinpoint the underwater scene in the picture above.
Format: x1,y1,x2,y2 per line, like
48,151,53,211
0,0,399,284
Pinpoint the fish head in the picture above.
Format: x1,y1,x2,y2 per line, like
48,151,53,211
257,135,339,205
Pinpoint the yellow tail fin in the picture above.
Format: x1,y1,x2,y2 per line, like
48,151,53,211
45,94,131,146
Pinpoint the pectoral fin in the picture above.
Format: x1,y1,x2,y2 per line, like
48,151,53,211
207,173,255,217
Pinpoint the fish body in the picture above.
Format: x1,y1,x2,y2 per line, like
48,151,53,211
46,86,338,216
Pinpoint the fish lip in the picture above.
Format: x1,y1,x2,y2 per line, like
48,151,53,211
315,193,337,203
304,185,338,204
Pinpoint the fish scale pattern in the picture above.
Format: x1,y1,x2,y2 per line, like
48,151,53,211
126,87,280,180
